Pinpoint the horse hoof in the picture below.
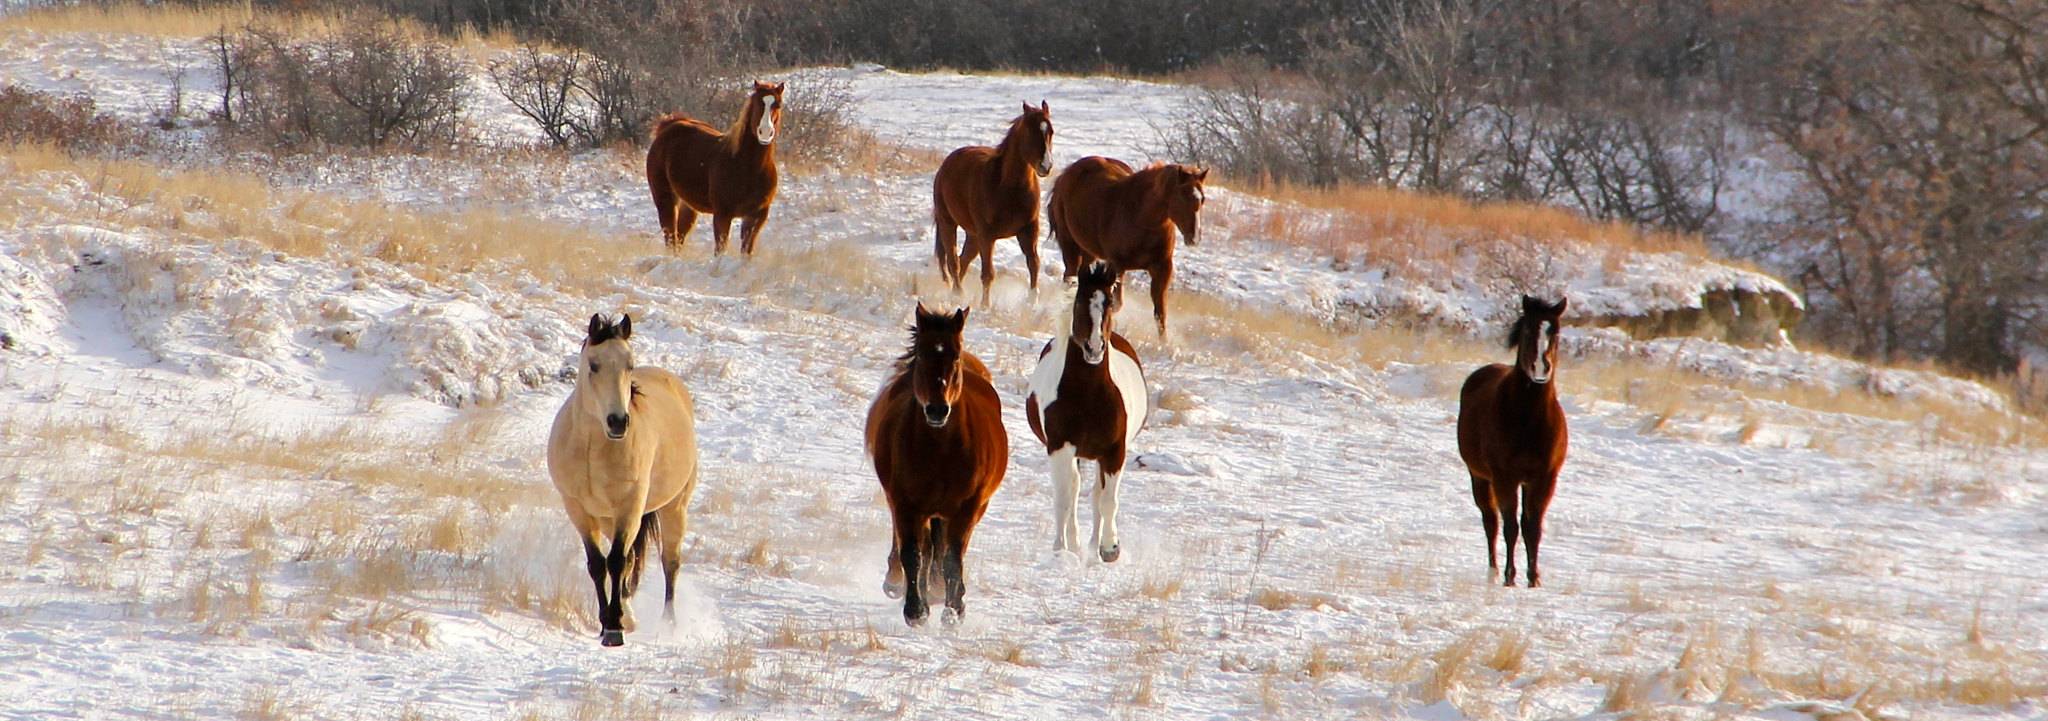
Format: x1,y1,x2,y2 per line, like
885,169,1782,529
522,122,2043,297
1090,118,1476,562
940,607,963,627
1528,577,1542,588
1099,545,1121,563
883,582,904,600
600,630,624,647
1503,578,1517,588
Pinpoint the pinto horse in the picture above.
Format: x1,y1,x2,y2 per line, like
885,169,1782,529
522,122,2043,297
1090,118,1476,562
1026,262,1149,562
1048,158,1206,338
932,101,1055,306
547,314,701,646
646,81,784,255
866,304,1008,626
1457,295,1570,588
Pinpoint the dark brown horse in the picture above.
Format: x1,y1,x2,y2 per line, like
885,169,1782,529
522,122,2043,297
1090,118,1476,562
1026,261,1148,562
1048,158,1206,338
646,81,785,255
866,304,1008,626
933,102,1055,305
1457,295,1570,587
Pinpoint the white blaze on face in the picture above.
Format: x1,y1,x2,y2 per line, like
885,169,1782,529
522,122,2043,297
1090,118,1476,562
1529,321,1554,384
1085,290,1107,364
756,95,778,145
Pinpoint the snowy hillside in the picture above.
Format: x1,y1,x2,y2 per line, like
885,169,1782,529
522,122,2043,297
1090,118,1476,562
1,24,2043,721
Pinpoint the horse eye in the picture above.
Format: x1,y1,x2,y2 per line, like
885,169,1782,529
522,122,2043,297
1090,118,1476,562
589,361,599,372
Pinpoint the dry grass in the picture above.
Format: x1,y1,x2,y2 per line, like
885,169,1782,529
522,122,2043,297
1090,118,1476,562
0,2,518,50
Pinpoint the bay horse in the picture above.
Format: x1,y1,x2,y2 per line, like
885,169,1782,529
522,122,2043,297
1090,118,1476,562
1026,262,1149,562
1048,158,1206,338
932,101,1055,306
1456,295,1569,588
546,314,701,646
646,80,785,255
866,304,1008,627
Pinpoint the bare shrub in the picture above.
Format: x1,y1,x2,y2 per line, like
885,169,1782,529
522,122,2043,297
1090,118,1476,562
0,84,129,150
223,21,467,148
489,44,587,147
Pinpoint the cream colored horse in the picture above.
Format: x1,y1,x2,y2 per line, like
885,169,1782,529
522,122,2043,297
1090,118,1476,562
546,313,699,647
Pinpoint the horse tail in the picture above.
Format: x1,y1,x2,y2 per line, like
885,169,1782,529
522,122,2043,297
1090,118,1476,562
624,510,658,597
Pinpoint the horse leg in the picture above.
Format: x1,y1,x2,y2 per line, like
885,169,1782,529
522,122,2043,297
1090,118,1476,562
921,518,947,606
739,207,771,256
954,235,981,294
617,510,655,632
672,206,699,251
883,531,906,599
976,236,997,308
934,211,960,287
580,534,609,641
1523,476,1556,588
894,512,930,627
1094,461,1125,563
940,509,976,625
1019,220,1043,296
1495,481,1521,588
656,500,686,624
1049,445,1082,554
711,214,735,256
651,182,679,247
1149,263,1173,340
1471,474,1498,572
599,514,643,645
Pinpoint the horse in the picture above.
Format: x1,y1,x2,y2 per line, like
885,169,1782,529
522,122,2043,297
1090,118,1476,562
1047,157,1206,338
646,81,785,256
1456,295,1570,588
932,101,1055,306
1026,261,1149,563
865,304,1008,627
546,314,701,646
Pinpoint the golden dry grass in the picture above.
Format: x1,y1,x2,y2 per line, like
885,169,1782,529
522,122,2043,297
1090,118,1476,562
0,2,520,50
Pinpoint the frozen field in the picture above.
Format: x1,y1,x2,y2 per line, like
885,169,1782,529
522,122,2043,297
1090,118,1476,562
0,28,2043,721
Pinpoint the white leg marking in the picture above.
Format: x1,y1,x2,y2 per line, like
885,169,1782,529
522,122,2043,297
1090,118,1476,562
1096,467,1123,561
1049,445,1081,553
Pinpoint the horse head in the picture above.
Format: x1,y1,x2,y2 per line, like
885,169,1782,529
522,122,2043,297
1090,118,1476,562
1169,165,1207,246
580,313,638,440
1013,100,1054,177
749,80,786,146
1071,261,1124,365
910,304,971,427
1507,295,1568,385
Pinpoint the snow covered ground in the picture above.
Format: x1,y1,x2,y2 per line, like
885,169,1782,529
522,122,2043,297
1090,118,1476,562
1,27,2044,721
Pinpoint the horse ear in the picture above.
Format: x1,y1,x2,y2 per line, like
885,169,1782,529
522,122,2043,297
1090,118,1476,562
588,313,604,339
1195,167,1209,182
1522,295,1544,314
1022,101,1033,116
617,314,632,340
1553,296,1569,315
953,307,970,330
1039,100,1049,114
774,81,786,92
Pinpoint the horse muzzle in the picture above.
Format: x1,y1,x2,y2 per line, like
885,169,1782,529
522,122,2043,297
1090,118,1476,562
604,413,630,439
923,403,952,428
1082,343,1107,365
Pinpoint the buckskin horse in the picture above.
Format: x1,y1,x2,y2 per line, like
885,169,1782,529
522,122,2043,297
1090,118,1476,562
547,314,701,646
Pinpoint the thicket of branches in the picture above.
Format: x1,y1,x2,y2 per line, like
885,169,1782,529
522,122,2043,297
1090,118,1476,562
209,21,467,148
204,0,2048,383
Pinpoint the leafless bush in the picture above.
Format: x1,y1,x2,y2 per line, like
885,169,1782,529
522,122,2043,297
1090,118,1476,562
220,22,467,149
0,84,129,150
488,45,586,147
775,73,859,166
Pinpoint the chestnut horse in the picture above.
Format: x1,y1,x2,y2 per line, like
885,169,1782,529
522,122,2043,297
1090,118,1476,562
1049,158,1206,338
1027,261,1148,562
547,314,700,646
866,304,1008,627
933,101,1055,305
646,81,784,255
1457,295,1570,587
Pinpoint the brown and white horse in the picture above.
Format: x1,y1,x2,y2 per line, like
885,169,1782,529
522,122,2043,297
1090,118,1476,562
646,81,785,255
1048,157,1206,338
866,304,1009,626
1456,295,1569,587
1026,262,1148,562
547,314,700,646
932,102,1055,305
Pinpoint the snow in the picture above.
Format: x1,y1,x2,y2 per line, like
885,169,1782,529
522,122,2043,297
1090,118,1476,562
1,29,2044,721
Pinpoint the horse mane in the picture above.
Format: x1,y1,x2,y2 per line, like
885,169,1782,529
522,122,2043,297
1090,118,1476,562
720,92,763,155
993,114,1032,158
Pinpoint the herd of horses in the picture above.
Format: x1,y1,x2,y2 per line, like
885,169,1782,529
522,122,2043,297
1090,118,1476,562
548,83,1571,645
